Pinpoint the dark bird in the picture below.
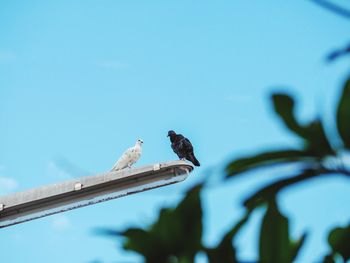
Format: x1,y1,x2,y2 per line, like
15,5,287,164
167,130,200,166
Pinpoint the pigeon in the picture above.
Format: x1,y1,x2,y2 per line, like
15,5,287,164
111,139,143,171
167,130,200,166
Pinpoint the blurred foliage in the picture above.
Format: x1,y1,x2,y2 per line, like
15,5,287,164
310,0,350,21
97,184,203,263
318,0,350,63
259,199,307,263
327,43,350,62
337,79,350,148
226,77,350,190
204,211,250,263
97,76,349,262
224,77,350,262
97,3,350,258
323,223,350,263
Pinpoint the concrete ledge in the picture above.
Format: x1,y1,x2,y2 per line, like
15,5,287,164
0,160,193,228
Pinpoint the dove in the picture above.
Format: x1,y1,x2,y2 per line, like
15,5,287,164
167,130,200,166
111,139,143,171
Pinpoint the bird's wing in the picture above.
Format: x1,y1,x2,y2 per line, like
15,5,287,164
182,138,200,166
182,138,194,152
111,147,134,171
129,146,141,163
171,135,184,156
171,142,178,153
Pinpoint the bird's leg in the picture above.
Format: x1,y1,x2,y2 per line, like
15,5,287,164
127,164,132,169
180,158,186,161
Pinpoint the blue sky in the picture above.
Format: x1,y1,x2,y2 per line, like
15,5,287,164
1,0,350,262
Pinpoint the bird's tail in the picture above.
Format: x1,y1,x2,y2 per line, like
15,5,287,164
111,164,121,171
111,159,122,171
188,154,200,167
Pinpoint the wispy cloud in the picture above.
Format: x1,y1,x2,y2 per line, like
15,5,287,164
47,160,72,179
0,176,18,194
96,60,129,70
47,157,89,179
51,214,72,231
0,165,18,194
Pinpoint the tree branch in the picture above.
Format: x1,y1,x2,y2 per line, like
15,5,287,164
243,167,350,208
309,0,350,20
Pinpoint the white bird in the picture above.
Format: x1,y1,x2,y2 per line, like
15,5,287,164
111,139,143,171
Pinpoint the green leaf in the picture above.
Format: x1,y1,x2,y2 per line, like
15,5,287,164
322,255,335,263
272,93,334,156
97,227,166,262
243,169,319,209
327,224,350,261
94,229,120,237
164,183,203,259
98,183,203,263
205,212,250,263
205,237,237,263
272,94,304,137
301,120,334,156
336,78,350,149
290,232,307,262
226,149,312,177
327,43,350,62
121,228,156,258
226,92,336,179
259,200,291,263
259,200,307,263
177,257,192,263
